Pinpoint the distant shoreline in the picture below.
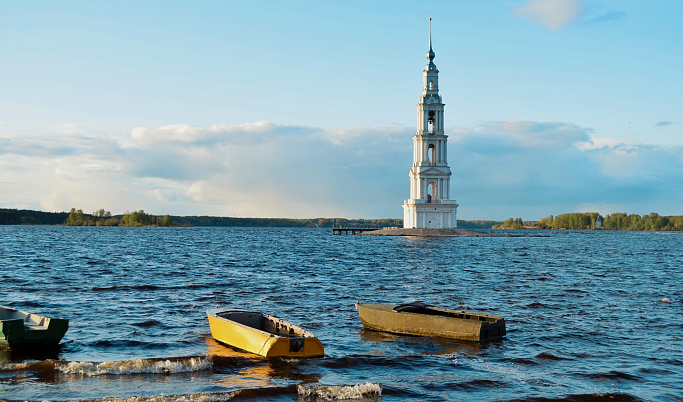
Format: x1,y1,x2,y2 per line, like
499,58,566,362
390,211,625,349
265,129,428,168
358,228,548,237
4,208,683,231
0,208,499,229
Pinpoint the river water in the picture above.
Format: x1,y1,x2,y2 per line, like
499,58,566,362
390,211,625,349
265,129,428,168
0,226,681,401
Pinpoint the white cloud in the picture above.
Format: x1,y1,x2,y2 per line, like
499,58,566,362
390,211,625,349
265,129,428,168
186,181,210,202
154,188,179,203
482,120,591,147
53,123,82,132
514,0,583,30
2,120,683,220
451,121,683,218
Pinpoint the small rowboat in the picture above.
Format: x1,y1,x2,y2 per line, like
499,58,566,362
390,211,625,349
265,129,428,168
0,305,69,349
206,309,324,358
356,302,506,342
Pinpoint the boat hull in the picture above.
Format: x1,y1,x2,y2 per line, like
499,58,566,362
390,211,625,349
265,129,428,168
0,306,69,349
356,302,505,342
206,309,324,358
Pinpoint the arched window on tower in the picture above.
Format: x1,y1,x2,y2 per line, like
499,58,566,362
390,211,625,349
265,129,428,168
429,80,434,90
427,181,436,203
427,144,436,166
428,110,435,134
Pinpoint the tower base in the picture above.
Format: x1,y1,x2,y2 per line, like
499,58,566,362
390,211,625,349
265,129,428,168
403,200,458,229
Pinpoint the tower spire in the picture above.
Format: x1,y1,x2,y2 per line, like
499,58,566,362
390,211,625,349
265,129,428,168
427,16,435,61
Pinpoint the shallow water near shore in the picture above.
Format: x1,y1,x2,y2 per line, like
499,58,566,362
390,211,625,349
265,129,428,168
1,226,681,401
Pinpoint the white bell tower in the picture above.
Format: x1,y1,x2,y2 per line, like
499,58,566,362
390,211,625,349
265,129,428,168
402,19,459,229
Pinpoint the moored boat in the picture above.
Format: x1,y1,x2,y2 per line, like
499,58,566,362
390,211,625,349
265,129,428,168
206,309,324,358
356,302,505,342
0,305,69,349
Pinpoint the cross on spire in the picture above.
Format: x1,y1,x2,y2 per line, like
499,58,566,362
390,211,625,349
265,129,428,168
427,16,435,61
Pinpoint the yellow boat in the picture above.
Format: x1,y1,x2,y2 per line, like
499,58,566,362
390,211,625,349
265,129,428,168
206,309,324,358
356,302,506,342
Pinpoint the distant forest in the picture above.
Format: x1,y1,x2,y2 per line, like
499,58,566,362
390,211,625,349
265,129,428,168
0,208,501,229
0,209,68,225
494,212,683,231
5,208,682,231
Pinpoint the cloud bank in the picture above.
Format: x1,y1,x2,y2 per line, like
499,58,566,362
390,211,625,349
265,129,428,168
514,0,584,30
1,120,682,220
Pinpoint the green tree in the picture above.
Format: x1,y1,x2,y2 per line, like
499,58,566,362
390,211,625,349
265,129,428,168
65,208,85,226
161,215,172,226
121,210,152,226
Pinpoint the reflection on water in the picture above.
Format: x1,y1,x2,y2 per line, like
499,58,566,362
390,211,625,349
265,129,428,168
204,336,260,359
206,336,323,391
214,362,275,390
205,335,277,389
358,328,489,357
0,346,62,365
358,328,401,343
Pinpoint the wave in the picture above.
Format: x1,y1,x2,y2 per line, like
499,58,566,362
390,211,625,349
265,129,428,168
58,356,211,376
298,382,382,400
535,352,572,361
580,370,642,382
47,385,380,402
90,340,174,349
318,355,419,370
131,319,162,327
56,392,237,402
0,384,379,401
89,284,206,293
447,379,508,390
0,359,57,372
505,357,539,366
91,285,161,291
504,393,643,402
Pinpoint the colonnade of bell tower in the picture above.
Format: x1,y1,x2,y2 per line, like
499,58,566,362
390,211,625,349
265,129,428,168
402,21,459,229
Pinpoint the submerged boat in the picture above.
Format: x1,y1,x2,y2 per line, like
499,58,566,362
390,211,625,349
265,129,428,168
206,309,324,358
356,302,506,342
0,305,69,349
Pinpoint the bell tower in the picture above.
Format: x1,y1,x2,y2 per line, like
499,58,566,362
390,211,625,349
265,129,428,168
402,19,459,229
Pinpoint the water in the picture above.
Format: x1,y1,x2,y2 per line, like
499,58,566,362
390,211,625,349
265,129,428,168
1,226,681,401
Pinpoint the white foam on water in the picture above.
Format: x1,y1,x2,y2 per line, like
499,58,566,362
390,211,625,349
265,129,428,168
0,362,31,371
80,392,236,402
58,356,212,376
297,382,381,400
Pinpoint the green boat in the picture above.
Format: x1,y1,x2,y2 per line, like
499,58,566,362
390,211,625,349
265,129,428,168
0,305,69,349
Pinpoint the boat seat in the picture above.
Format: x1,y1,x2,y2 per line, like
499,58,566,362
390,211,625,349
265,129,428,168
394,303,481,320
394,302,433,313
24,323,49,330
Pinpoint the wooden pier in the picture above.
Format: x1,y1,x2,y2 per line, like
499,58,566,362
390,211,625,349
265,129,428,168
332,226,384,235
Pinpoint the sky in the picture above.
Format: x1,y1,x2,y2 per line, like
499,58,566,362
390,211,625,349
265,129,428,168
1,0,681,220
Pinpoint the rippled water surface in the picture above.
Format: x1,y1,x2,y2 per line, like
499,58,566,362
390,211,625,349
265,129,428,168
1,226,682,401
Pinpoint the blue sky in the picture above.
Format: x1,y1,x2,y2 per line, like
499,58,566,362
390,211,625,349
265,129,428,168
1,0,681,220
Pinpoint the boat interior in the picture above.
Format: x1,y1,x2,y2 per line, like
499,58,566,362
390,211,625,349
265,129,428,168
217,311,305,338
0,307,48,329
393,303,499,323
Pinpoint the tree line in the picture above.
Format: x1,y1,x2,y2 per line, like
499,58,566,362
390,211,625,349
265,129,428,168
64,208,176,227
1,208,504,228
169,216,405,228
495,212,683,231
0,209,68,225
600,212,683,231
